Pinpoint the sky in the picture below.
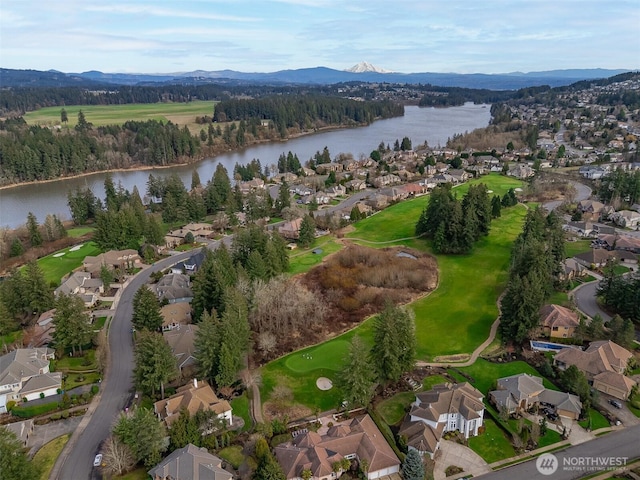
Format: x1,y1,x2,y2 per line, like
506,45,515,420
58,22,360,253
1,0,638,75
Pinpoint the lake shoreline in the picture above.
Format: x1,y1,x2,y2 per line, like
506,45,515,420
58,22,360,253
0,122,364,192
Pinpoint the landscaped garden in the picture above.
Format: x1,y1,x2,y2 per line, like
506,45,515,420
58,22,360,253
578,408,610,430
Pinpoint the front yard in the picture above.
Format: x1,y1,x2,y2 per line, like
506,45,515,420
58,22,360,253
33,434,71,480
468,419,515,463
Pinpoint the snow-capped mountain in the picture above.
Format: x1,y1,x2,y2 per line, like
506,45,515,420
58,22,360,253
345,61,392,74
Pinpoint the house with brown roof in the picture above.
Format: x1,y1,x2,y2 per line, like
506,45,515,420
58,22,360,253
164,324,199,373
83,249,141,275
274,414,400,480
154,379,232,428
398,383,484,458
489,374,582,420
148,443,232,480
539,304,580,339
559,258,587,281
573,249,615,269
55,271,104,307
161,303,192,332
554,340,636,400
278,218,303,240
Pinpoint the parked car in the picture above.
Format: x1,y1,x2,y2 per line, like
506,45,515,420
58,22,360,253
609,399,623,409
546,411,559,421
93,454,103,467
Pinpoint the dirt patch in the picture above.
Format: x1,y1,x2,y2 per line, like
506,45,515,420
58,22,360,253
432,354,471,363
262,401,313,422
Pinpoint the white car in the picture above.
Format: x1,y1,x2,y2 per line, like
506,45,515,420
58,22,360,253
93,454,103,467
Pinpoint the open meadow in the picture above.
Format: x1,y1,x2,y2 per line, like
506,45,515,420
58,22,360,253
260,174,525,410
23,101,216,129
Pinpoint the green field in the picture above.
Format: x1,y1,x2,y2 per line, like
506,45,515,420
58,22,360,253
230,393,252,432
468,418,515,463
288,237,343,275
23,101,216,127
454,359,559,395
36,241,101,286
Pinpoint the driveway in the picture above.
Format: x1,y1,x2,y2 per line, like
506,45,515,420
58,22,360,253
433,439,490,480
28,416,82,457
597,393,640,427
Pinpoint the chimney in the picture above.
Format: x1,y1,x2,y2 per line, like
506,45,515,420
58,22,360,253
193,378,198,389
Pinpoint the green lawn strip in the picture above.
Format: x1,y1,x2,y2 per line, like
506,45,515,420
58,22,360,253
218,445,245,469
612,265,630,275
564,239,592,259
114,468,151,480
547,290,570,307
33,434,71,480
66,227,95,238
64,372,101,390
288,237,343,275
24,101,215,127
627,390,640,418
54,350,97,371
11,402,59,418
468,418,516,463
36,241,102,286
578,408,610,430
376,392,415,426
230,393,252,432
421,374,449,390
455,359,559,396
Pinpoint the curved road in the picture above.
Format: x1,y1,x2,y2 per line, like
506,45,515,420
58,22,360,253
55,250,197,480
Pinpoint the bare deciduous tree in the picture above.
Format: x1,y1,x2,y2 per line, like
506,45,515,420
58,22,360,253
102,435,135,477
257,331,277,355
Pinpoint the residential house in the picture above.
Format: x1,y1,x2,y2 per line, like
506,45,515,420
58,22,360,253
447,169,470,183
554,340,636,400
164,324,199,374
154,274,193,304
398,383,484,458
290,184,314,196
238,178,265,194
160,303,192,331
29,309,57,347
539,304,581,339
315,163,343,174
83,249,141,275
597,234,640,253
489,374,582,420
0,348,61,413
507,164,535,179
345,179,367,192
402,183,428,197
611,210,640,229
148,443,232,480
559,258,587,281
573,249,615,269
54,272,104,307
154,379,232,428
278,218,303,240
379,187,408,202
301,167,316,177
171,249,206,276
325,184,346,197
577,200,606,221
5,419,34,447
432,173,455,184
274,414,401,480
165,223,216,248
372,174,401,188
365,194,389,210
564,221,595,237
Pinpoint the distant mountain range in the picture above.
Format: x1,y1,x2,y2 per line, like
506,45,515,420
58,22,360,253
0,65,633,90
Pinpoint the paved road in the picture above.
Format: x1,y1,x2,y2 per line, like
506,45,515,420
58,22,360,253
477,424,640,480
572,281,611,322
55,250,196,480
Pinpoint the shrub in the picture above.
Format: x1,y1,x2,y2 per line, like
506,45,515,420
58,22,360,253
6,401,16,411
90,385,99,395
40,392,45,399
51,413,62,421
61,410,69,419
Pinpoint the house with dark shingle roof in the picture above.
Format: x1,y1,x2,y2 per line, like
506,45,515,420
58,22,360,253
398,383,484,458
148,443,232,480
274,414,400,480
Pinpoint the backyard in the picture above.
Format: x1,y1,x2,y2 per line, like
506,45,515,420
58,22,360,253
36,241,102,286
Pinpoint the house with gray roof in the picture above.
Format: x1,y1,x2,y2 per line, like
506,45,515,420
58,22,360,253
0,348,61,413
148,443,232,480
154,274,193,304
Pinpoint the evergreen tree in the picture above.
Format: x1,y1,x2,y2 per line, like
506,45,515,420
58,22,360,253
26,212,42,247
0,301,16,337
195,310,222,383
52,293,93,355
132,285,163,331
113,406,167,468
23,261,54,316
169,408,201,450
9,238,24,257
247,249,268,281
60,108,68,124
491,195,502,218
298,215,316,248
402,449,425,480
275,181,291,214
371,303,416,384
133,330,178,398
0,426,43,480
336,336,377,407
191,170,201,190
145,214,165,246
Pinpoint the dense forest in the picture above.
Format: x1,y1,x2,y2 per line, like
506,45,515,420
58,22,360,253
0,96,401,185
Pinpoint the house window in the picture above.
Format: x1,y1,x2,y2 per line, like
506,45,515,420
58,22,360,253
552,327,559,331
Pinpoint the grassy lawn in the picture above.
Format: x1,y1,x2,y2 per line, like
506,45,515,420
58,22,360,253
288,237,343,275
55,350,97,371
454,359,559,396
66,227,95,238
230,393,252,432
114,468,151,480
0,329,23,347
33,434,71,480
376,392,415,425
218,445,245,469
578,408,610,430
11,402,59,418
422,374,449,390
537,424,563,448
547,290,570,307
564,239,592,259
64,372,101,390
24,101,216,128
37,241,102,286
627,390,640,418
468,418,515,463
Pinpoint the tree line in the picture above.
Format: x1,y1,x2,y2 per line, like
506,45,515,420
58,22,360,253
596,169,640,207
499,207,565,343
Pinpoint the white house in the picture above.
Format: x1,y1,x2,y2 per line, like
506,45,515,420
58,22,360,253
0,348,61,413
398,383,484,458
